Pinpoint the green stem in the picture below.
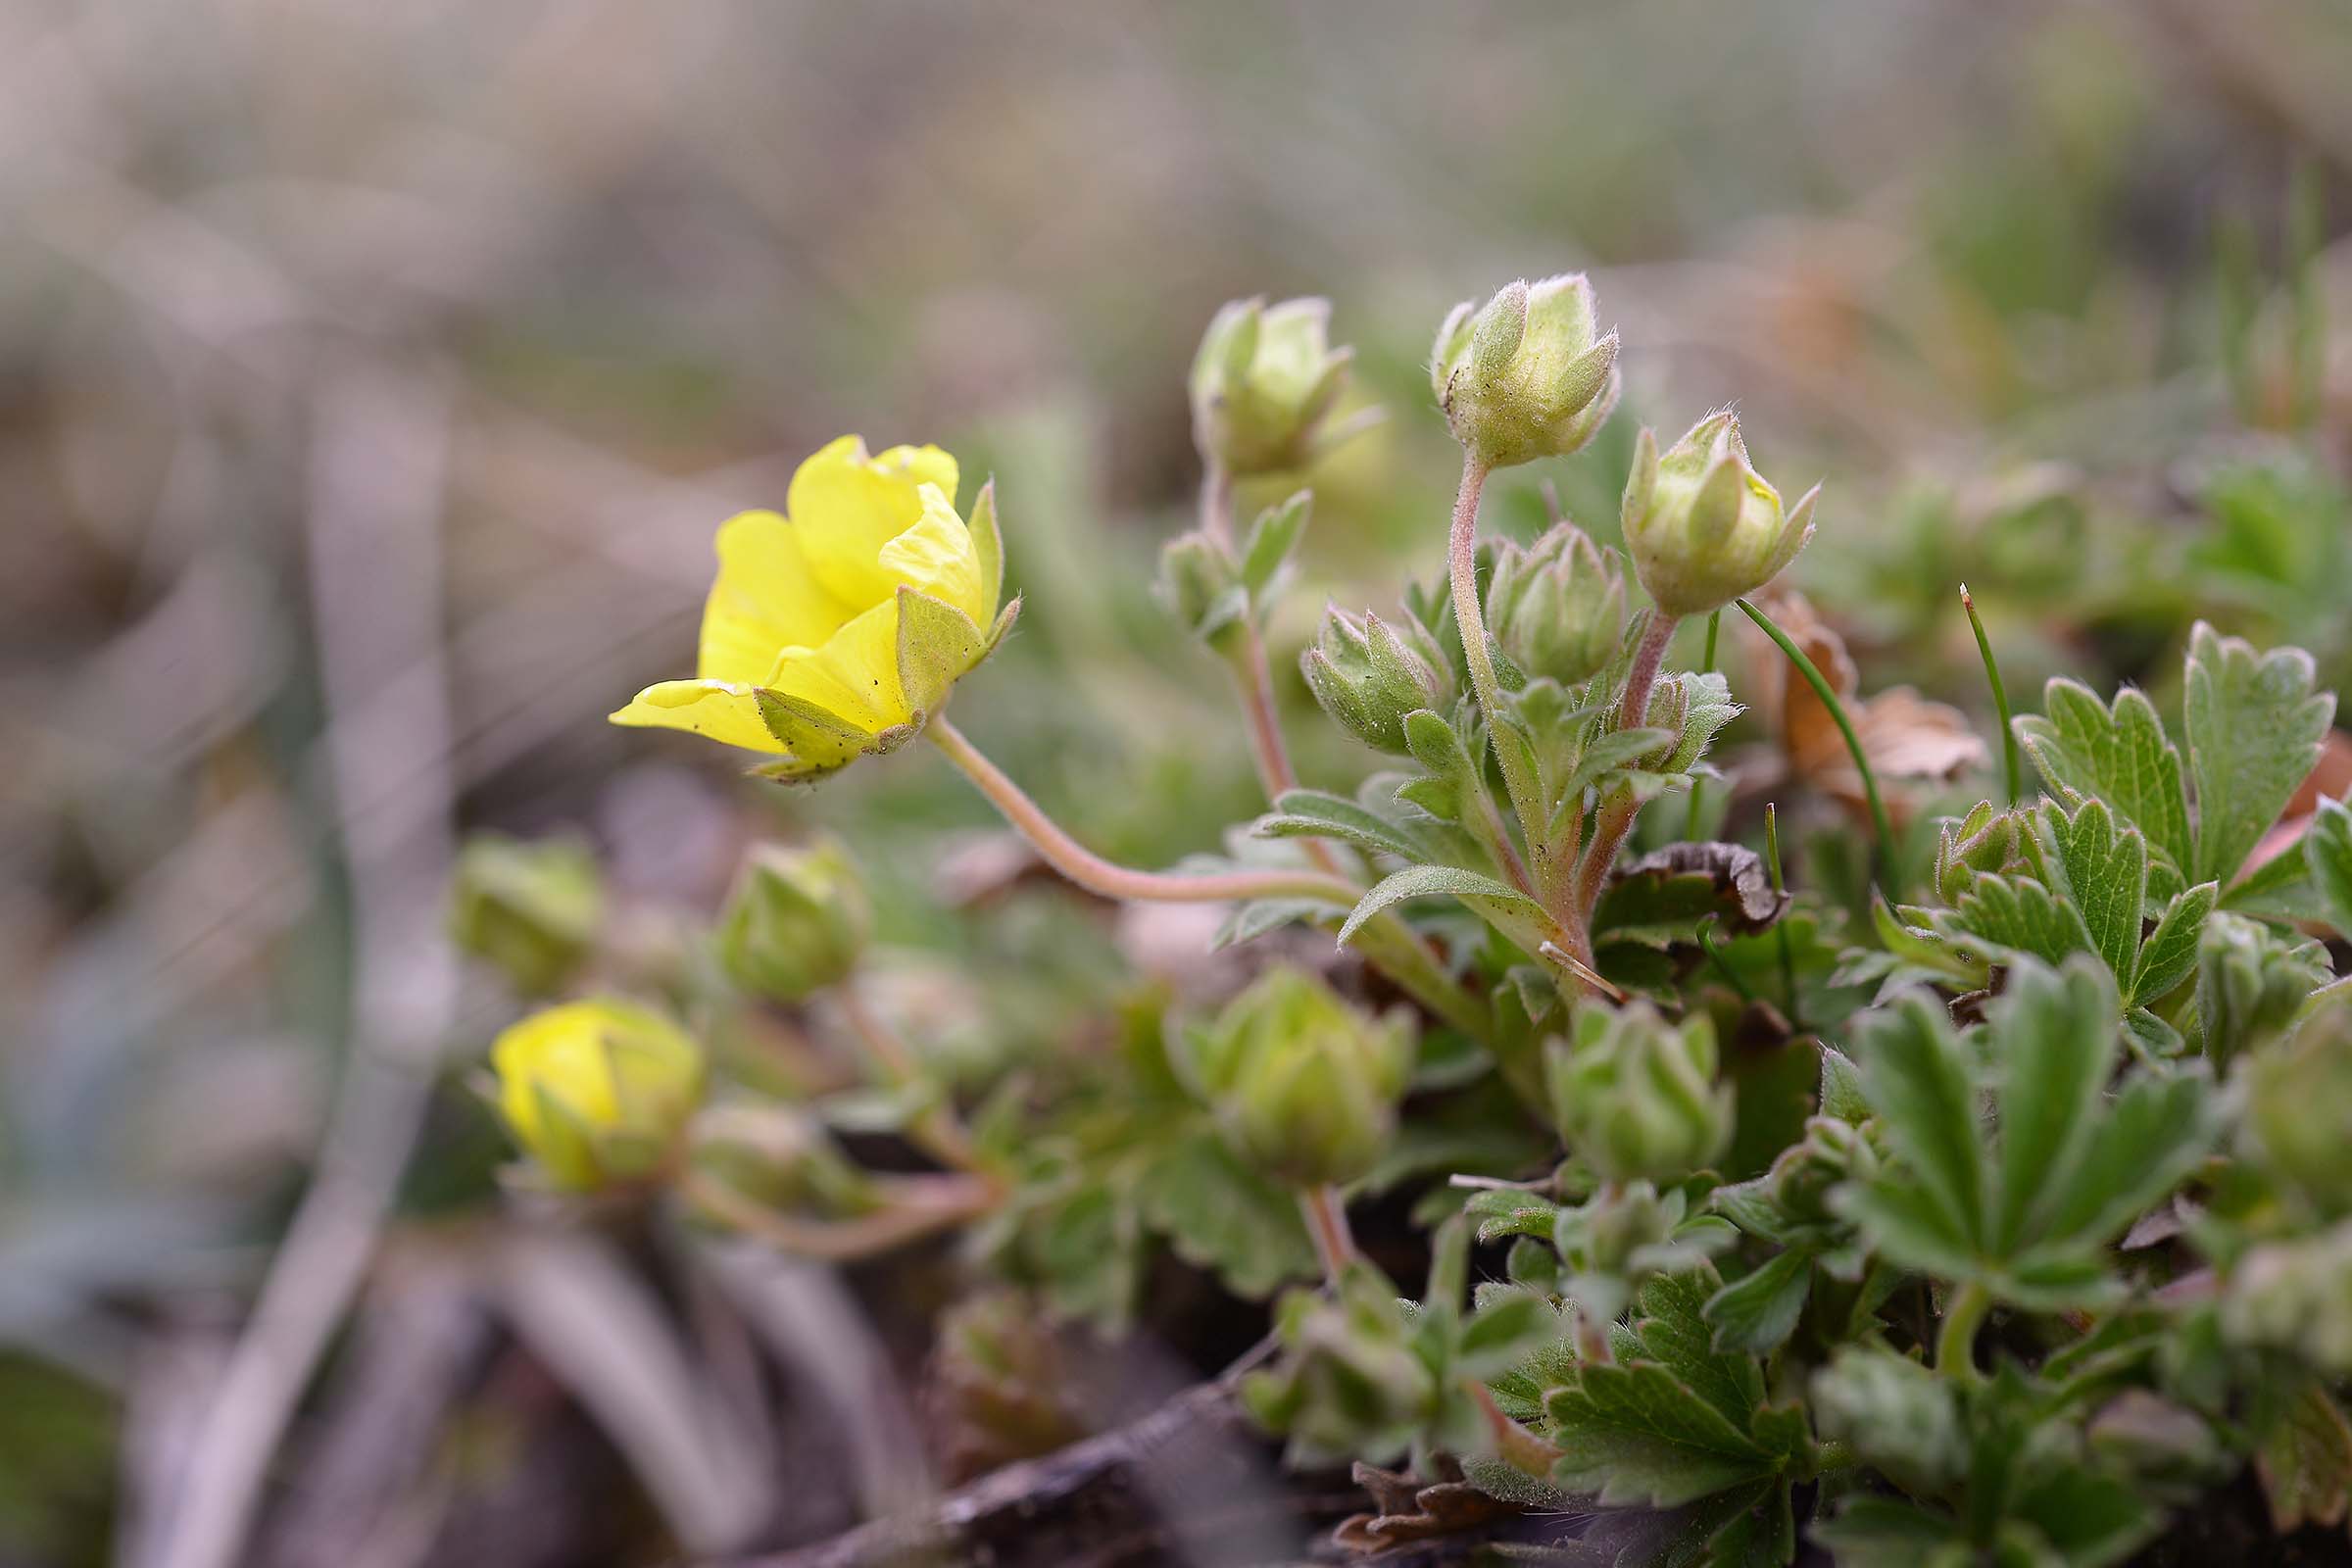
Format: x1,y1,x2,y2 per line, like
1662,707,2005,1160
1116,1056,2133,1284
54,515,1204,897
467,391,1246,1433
1299,1184,1357,1280
1959,584,2021,808
1936,1280,1991,1383
1735,597,1895,865
1683,609,1722,841
1765,803,1800,1027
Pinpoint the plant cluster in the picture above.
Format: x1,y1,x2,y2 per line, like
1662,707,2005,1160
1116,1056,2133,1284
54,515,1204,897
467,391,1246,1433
453,271,2352,1566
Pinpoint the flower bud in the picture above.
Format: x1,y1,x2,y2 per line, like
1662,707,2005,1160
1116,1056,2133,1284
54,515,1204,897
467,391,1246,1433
490,998,706,1192
447,833,604,997
2198,911,2333,1068
1180,966,1415,1188
1545,1001,1732,1186
1299,606,1453,754
1768,1114,1881,1229
1190,297,1356,476
1483,522,1627,688
1155,531,1247,653
1621,411,1818,618
2245,999,2352,1220
1432,274,1621,469
1934,802,2025,906
716,838,872,1004
2221,1220,2352,1373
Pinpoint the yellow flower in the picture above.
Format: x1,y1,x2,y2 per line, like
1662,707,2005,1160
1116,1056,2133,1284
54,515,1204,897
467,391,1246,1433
490,997,706,1192
611,436,1012,778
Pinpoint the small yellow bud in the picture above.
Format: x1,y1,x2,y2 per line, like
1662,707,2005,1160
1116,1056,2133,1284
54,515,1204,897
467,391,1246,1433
1621,411,1818,618
490,998,706,1192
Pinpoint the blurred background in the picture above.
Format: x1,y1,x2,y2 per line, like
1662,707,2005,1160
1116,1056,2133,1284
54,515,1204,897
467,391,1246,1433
4,1,2350,1563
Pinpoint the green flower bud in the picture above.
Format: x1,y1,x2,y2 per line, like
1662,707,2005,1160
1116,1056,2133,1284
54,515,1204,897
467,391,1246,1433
1812,1348,1966,1493
1934,802,2026,906
1432,275,1621,469
2197,911,2333,1068
1483,522,1627,688
716,838,871,1004
1621,411,1818,618
1155,530,1247,653
1190,296,1355,476
1299,606,1453,754
1767,1114,1881,1229
2221,1220,2352,1373
1181,966,1415,1188
2245,1000,2352,1219
490,997,706,1192
1545,1001,1732,1186
447,833,604,997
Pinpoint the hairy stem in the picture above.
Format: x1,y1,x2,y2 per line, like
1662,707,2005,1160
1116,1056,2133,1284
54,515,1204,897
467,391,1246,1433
1682,609,1721,840
929,716,1493,1040
1299,1184,1358,1280
1572,612,1682,923
683,1168,1000,1263
1447,454,1555,906
836,980,984,1174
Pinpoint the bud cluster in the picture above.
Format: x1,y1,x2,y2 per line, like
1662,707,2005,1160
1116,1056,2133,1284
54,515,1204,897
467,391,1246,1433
1933,802,2027,906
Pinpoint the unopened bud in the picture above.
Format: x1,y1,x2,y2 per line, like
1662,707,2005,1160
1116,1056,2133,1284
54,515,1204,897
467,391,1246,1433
1300,607,1452,754
1621,411,1817,618
1432,274,1620,469
490,998,705,1192
2198,911,2332,1068
2245,998,2352,1219
1190,297,1358,476
1545,1001,1732,1186
1934,802,2025,906
1156,531,1247,652
448,833,603,996
1484,522,1627,688
1180,966,1415,1188
717,838,871,1004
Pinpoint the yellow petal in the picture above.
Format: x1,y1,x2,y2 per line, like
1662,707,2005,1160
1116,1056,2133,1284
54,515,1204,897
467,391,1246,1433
698,509,859,685
609,679,786,753
785,436,959,612
879,483,989,624
493,1002,622,1140
765,597,910,734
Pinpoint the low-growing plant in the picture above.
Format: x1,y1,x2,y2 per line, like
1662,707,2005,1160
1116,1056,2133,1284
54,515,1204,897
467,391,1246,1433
454,270,2352,1566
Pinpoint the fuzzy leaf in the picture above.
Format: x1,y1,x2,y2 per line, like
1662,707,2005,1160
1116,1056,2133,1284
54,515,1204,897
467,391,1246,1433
1238,490,1311,602
1338,864,1542,947
1988,959,2120,1255
2132,880,2218,1004
1256,788,1427,862
1544,1362,1774,1507
2309,797,2352,938
1852,993,1985,1251
895,587,990,719
1944,872,2091,970
2183,622,2334,888
2015,679,2193,888
2037,1066,2216,1250
2032,799,2147,994
1702,1250,1812,1355
1211,897,1336,951
1136,1130,1317,1298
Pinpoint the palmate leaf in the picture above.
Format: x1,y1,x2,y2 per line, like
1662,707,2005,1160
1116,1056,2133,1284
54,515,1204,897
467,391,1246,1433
1135,1129,1317,1298
2015,680,2193,901
2029,799,2146,993
2183,621,2333,888
1838,958,2216,1312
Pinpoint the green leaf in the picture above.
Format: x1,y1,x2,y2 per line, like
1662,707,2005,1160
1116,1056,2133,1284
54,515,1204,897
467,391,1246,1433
2222,835,2323,918
1544,1361,1775,1507
2308,797,2352,938
1836,1179,1979,1279
2037,1066,2216,1250
1210,897,1335,951
1255,788,1427,861
1337,863,1543,948
1622,1264,1769,1432
1135,1130,1317,1298
1457,1288,1562,1380
2016,679,2193,890
1811,1495,1966,1565
1988,958,2120,1255
1664,670,1743,775
2183,621,2333,888
1853,993,1986,1252
1702,1250,1812,1355
1943,871,2091,969
1694,1477,1796,1568
2030,799,2147,994
1237,490,1310,602
2131,880,2218,1004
